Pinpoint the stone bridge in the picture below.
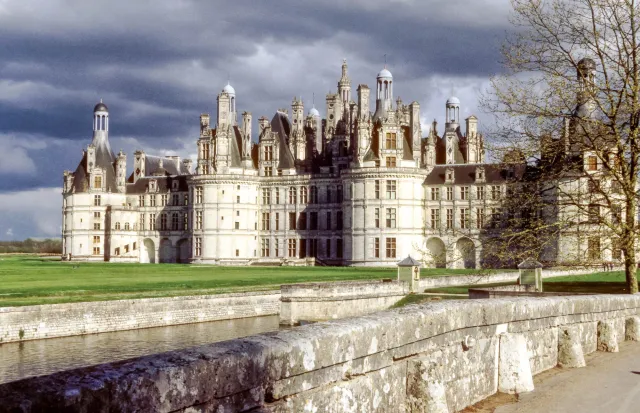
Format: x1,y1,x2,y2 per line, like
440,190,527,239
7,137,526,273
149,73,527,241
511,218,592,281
1,294,639,412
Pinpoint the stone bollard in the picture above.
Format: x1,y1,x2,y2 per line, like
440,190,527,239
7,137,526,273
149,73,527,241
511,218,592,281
597,320,619,352
498,333,534,394
406,358,449,413
557,326,586,368
625,317,640,341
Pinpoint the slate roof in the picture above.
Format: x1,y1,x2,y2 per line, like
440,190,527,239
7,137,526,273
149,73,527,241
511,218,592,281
71,134,117,193
125,175,189,194
424,163,527,185
402,126,413,161
145,155,191,176
397,255,421,267
271,112,296,169
231,126,243,168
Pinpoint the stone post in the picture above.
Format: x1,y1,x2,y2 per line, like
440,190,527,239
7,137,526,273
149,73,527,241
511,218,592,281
557,326,586,368
498,333,534,394
406,358,448,413
626,317,640,341
597,320,619,352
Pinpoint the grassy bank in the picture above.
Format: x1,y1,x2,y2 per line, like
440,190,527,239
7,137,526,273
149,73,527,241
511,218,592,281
0,255,478,307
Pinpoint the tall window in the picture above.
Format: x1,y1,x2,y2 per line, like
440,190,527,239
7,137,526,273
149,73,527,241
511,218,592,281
183,213,188,230
140,214,145,230
94,195,101,206
476,208,485,229
326,211,332,230
326,187,332,203
94,223,101,230
386,180,397,199
431,188,440,201
301,187,308,203
265,166,273,177
430,209,440,229
386,157,397,167
587,156,598,171
375,208,380,228
337,239,343,259
289,212,297,230
288,239,297,257
612,205,622,225
195,187,203,204
477,186,485,200
172,213,179,230
275,213,280,230
375,180,380,199
386,238,397,258
261,239,270,257
149,213,156,230
385,132,397,149
184,193,189,206
310,186,318,203
262,212,270,230
491,186,501,200
446,209,453,229
262,188,271,205
264,146,273,161
299,212,307,230
310,212,318,230
195,238,202,256
172,194,179,206
93,235,100,244
196,210,203,230
203,143,210,159
94,176,102,189
337,185,343,202
275,189,280,204
588,237,600,260
386,208,396,228
93,247,101,255
160,214,167,230
115,222,121,230
139,196,145,207
588,204,599,223
150,194,156,207
289,187,297,204
461,187,469,200
326,239,331,258
337,211,343,230
446,187,453,201
460,208,469,229
374,238,380,258
491,208,500,228
275,239,280,256
161,194,168,206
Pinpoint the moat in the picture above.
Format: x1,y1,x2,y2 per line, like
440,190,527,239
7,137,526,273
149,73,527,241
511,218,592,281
0,315,279,384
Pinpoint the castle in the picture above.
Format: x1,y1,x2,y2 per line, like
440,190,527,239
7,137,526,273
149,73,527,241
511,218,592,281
62,59,616,268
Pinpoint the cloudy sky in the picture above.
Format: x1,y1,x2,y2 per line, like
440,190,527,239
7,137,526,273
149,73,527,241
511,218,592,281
0,0,511,240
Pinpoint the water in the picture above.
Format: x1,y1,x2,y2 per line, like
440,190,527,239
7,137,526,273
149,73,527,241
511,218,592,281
0,315,280,384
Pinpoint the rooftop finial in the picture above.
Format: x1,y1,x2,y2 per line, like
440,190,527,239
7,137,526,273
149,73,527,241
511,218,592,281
312,92,315,108
384,53,387,68
100,98,103,103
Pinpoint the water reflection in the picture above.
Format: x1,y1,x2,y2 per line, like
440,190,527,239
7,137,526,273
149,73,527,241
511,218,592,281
0,315,279,384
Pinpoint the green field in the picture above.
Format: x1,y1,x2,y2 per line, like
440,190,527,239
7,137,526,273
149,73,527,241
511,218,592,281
0,255,479,307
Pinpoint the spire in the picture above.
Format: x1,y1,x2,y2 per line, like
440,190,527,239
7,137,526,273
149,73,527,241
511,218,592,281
341,59,348,81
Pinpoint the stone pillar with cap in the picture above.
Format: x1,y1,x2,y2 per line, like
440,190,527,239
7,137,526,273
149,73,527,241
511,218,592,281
397,255,421,293
518,258,543,292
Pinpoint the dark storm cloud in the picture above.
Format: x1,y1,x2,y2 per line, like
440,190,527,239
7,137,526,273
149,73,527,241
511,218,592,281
0,0,510,239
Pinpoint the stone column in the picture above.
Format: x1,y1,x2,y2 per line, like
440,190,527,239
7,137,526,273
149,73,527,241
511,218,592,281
498,333,534,394
557,326,586,368
597,320,619,352
406,358,448,413
626,317,640,341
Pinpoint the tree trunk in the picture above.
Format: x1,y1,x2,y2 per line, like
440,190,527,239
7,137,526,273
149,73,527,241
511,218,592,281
625,196,638,294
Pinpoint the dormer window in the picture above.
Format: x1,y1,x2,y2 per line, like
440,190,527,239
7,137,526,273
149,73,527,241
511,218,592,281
445,167,455,184
475,167,485,182
93,176,102,189
149,180,157,192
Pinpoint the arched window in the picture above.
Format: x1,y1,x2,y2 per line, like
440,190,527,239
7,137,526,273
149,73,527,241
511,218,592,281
115,222,121,230
124,222,130,231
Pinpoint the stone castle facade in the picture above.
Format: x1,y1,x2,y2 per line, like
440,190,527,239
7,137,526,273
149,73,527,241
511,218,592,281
62,59,616,268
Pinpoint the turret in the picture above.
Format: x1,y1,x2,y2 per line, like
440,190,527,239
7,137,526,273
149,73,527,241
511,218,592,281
242,111,252,167
115,150,126,193
133,150,146,182
445,96,460,127
338,59,351,117
376,67,393,112
258,116,270,140
357,84,370,120
291,97,305,161
409,101,421,164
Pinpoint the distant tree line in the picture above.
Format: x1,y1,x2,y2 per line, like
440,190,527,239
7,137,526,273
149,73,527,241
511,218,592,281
0,238,62,254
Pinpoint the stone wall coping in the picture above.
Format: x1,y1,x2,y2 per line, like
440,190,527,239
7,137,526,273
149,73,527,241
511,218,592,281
280,279,395,289
2,294,639,412
0,289,281,314
280,291,407,303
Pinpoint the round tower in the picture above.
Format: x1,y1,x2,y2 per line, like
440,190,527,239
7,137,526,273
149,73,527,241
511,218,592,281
376,67,393,111
445,96,460,126
93,100,109,135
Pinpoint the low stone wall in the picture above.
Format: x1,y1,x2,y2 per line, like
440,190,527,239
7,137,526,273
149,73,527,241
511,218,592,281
280,279,408,325
468,285,593,299
0,291,281,343
2,294,639,412
418,266,621,291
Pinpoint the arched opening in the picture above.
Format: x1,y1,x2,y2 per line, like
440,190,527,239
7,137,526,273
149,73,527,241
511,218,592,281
176,238,190,263
455,237,476,269
141,238,155,264
425,237,446,268
159,238,174,263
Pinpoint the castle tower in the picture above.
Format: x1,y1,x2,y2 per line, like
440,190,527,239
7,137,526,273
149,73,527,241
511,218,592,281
445,96,460,127
291,97,306,161
338,59,351,117
376,66,393,112
242,111,253,168
308,105,322,155
115,150,126,193
465,115,483,163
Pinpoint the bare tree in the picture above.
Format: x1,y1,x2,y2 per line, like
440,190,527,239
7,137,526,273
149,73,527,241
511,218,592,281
485,0,640,293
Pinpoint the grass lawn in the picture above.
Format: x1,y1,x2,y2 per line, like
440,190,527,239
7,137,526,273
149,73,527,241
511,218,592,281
0,255,479,307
